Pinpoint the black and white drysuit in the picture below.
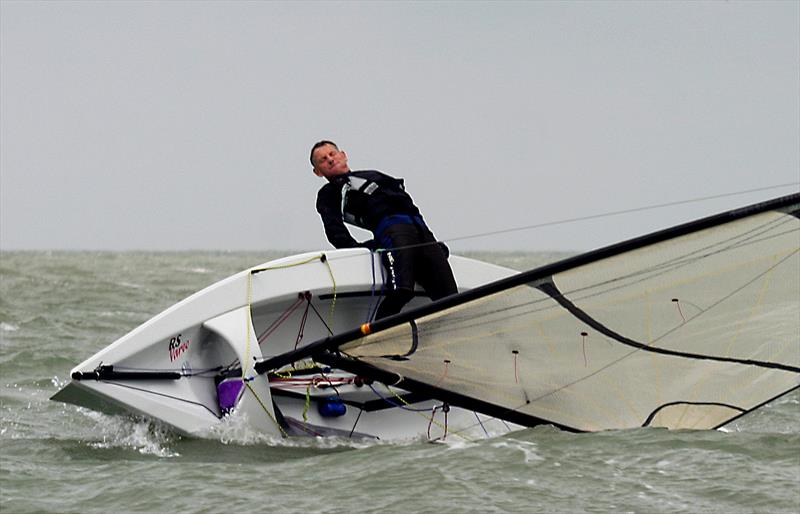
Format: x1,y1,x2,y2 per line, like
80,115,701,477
315,170,457,319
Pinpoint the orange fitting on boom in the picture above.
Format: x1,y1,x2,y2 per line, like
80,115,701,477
360,323,372,336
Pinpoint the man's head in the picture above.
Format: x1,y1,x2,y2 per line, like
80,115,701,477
310,140,350,180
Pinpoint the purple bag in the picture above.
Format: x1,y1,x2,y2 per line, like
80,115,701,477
217,378,244,414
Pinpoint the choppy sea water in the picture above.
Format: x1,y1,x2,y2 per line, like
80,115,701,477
1,251,798,514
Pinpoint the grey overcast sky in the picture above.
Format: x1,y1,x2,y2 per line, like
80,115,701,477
1,0,798,252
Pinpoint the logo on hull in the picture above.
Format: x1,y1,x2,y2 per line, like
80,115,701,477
168,334,190,362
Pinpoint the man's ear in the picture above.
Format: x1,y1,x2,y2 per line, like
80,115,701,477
312,167,322,177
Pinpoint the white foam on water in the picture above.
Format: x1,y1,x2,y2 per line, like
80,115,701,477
82,410,180,458
490,438,545,463
199,411,283,446
178,267,211,274
199,411,386,450
116,282,143,289
1,322,19,332
438,437,479,451
50,375,69,389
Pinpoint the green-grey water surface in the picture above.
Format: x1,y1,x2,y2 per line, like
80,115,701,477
1,251,798,513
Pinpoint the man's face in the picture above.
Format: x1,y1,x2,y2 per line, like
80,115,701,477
312,144,350,179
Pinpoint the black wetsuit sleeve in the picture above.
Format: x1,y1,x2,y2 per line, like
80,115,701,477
316,184,376,250
316,185,358,248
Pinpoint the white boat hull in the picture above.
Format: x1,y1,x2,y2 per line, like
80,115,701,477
53,249,521,441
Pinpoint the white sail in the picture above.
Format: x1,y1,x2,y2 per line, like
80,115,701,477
326,194,800,431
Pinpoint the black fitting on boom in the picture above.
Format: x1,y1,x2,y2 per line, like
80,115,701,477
71,364,182,381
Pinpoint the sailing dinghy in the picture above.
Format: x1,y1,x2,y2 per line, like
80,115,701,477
53,193,800,438
52,251,522,440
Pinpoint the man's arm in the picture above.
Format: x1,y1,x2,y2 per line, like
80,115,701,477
316,186,375,249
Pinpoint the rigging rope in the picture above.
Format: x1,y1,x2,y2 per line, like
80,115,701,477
293,295,311,350
319,183,800,256
258,294,306,345
319,254,337,327
244,269,289,436
244,379,288,438
441,182,800,247
367,382,472,441
239,253,343,436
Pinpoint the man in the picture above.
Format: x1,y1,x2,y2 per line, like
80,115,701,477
310,140,457,319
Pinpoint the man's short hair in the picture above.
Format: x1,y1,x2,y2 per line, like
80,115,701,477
310,140,338,167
